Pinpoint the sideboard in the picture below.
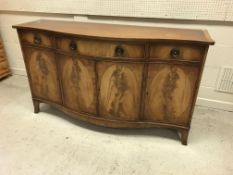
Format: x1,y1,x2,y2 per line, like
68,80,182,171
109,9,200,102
13,20,214,145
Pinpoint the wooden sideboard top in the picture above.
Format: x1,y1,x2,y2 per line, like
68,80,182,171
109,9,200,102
13,20,214,44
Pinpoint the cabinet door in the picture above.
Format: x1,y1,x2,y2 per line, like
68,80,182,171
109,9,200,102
23,47,61,103
98,62,143,121
144,64,199,125
57,55,96,114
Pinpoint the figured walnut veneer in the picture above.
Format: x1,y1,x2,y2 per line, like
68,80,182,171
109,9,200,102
13,20,214,145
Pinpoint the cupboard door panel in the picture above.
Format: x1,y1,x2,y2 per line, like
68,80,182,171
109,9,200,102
98,62,143,121
58,55,96,114
144,64,199,125
23,47,61,103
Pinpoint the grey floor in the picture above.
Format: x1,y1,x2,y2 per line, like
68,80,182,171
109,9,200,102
0,75,233,175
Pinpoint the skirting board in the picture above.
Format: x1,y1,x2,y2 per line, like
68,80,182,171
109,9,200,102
11,67,27,76
196,98,233,112
11,67,233,112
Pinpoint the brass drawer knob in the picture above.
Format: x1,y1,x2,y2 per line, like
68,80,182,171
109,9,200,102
33,34,42,45
69,40,77,51
115,46,124,57
170,48,180,58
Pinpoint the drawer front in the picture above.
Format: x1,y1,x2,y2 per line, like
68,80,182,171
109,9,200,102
0,60,9,75
20,30,53,48
150,43,205,61
56,37,145,59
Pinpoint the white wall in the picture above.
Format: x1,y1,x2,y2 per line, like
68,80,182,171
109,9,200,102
0,11,233,111
1,0,233,21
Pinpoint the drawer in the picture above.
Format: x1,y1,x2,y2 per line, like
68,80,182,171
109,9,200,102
20,30,53,48
56,37,145,59
149,43,205,61
0,60,9,75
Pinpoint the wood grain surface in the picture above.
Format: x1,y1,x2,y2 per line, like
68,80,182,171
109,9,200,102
14,20,214,145
23,47,61,103
13,20,215,44
150,42,205,61
20,30,53,48
57,37,145,58
57,54,96,114
98,62,143,121
144,64,199,125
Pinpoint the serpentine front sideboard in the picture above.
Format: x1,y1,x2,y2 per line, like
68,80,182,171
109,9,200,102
13,20,214,145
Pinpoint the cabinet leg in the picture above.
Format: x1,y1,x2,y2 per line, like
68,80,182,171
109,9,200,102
33,100,40,114
180,129,189,145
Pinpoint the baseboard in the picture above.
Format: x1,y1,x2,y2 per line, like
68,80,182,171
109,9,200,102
196,97,233,112
11,67,27,76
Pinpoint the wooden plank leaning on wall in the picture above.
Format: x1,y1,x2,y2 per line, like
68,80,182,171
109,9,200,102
0,35,11,79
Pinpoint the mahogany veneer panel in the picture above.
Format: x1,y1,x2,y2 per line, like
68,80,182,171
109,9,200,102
144,64,199,125
23,47,61,103
97,62,143,121
13,20,215,145
57,54,97,114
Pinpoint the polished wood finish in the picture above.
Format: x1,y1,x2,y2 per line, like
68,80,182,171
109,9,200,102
22,47,61,103
57,37,145,59
57,54,97,113
78,40,145,59
13,20,214,44
20,30,53,48
150,42,205,61
0,37,11,79
97,62,143,121
144,64,199,125
180,129,189,145
33,99,40,113
13,20,214,145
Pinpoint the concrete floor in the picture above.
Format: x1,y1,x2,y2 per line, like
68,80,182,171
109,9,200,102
0,75,233,175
